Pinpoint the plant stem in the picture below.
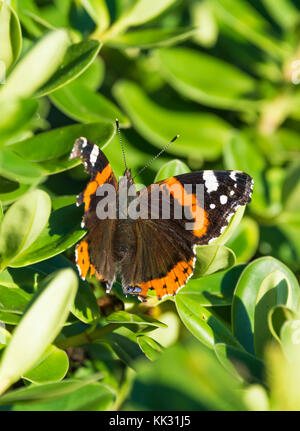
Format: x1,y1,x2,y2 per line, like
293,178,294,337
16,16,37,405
55,323,122,349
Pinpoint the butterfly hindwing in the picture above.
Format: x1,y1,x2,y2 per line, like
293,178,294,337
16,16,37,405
120,170,253,300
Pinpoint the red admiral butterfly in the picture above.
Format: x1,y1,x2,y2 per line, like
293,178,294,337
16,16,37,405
70,126,253,301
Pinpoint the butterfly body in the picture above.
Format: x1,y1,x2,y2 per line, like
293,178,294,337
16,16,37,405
70,137,253,301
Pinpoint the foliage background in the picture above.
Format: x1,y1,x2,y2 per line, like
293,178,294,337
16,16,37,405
0,0,300,411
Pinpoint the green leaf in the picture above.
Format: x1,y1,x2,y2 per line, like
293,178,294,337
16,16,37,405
213,0,287,59
0,29,71,100
23,345,69,384
0,148,44,185
268,305,297,343
280,320,300,364
103,0,177,40
106,310,167,328
178,265,244,307
113,80,232,160
154,159,190,182
11,382,115,411
0,99,38,145
175,295,240,349
155,47,257,110
193,245,236,278
0,181,32,205
190,0,218,47
0,283,31,324
30,255,101,324
214,343,264,384
35,39,102,97
126,341,246,410
0,1,22,73
0,268,78,394
223,133,272,217
137,335,163,361
50,82,130,128
8,122,116,175
0,190,51,269
232,257,300,356
106,328,145,369
282,162,300,212
262,0,299,30
0,373,102,404
9,204,85,267
225,216,259,264
108,27,198,49
83,0,110,34
72,55,105,91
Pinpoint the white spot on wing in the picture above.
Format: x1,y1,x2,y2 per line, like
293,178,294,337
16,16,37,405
220,195,228,204
203,170,218,193
90,145,99,166
210,203,216,209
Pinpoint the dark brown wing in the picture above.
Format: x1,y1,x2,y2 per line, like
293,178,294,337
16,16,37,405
70,137,118,288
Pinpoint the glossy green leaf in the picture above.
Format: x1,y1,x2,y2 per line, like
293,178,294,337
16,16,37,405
71,55,105,91
0,268,78,394
108,27,198,49
50,82,130,128
35,39,102,97
106,310,167,328
0,148,44,184
0,190,51,269
0,373,102,404
0,29,70,100
9,204,86,267
23,345,69,384
193,245,236,278
213,0,286,58
254,270,295,358
214,343,264,384
155,47,257,110
225,216,259,263
0,1,22,73
154,159,190,182
11,382,115,411
126,341,246,411
268,305,297,343
106,327,145,369
232,257,300,355
9,122,115,175
178,265,244,307
0,180,31,205
83,0,110,34
113,80,232,159
0,99,38,145
30,255,101,324
0,283,31,324
103,0,177,40
223,133,273,217
280,320,300,364
137,335,163,361
175,295,240,349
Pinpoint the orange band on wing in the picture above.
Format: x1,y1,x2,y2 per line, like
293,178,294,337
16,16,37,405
135,257,194,300
83,164,113,211
76,240,103,280
164,177,209,238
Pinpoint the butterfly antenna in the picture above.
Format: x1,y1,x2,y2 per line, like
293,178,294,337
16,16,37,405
116,119,128,171
133,134,179,180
